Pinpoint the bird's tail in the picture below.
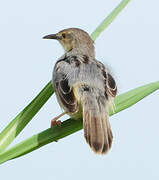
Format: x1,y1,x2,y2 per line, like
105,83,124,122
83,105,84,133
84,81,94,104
82,91,113,154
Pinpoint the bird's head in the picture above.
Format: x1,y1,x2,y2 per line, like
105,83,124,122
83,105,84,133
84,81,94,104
43,28,95,57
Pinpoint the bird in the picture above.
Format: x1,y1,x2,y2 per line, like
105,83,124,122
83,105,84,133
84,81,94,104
43,28,117,154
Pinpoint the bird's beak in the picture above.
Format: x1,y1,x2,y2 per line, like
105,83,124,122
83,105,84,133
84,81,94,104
43,34,61,40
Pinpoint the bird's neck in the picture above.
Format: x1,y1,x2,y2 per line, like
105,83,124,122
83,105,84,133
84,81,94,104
66,46,95,59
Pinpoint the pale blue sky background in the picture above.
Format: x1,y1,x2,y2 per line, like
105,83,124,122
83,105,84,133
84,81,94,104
0,0,159,179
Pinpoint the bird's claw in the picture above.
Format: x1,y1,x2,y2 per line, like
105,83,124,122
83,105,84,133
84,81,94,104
51,119,62,127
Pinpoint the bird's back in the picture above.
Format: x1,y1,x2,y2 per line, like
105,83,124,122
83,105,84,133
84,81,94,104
54,54,106,88
53,54,107,111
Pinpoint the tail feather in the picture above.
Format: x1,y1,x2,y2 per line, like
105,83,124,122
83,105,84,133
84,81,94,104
82,93,113,154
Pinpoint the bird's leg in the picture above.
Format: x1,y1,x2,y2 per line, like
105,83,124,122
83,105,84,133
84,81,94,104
51,111,67,127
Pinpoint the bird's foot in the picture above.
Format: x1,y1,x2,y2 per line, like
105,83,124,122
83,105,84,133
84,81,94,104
50,111,67,127
51,119,62,127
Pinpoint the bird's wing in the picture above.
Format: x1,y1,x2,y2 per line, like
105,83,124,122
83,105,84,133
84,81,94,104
53,56,79,113
106,73,117,97
96,60,117,98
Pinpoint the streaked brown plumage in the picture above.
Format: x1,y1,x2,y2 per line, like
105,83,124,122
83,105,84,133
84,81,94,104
43,28,117,154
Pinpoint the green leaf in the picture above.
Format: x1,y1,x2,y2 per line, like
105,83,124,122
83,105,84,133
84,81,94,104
0,81,54,153
91,0,131,41
111,81,159,115
0,81,158,164
0,0,131,152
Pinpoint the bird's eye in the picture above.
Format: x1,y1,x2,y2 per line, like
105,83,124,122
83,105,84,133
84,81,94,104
62,33,66,38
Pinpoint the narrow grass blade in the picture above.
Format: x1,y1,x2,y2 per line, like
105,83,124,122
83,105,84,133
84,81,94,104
0,81,158,164
91,0,131,41
0,0,131,152
0,81,54,153
111,81,159,115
